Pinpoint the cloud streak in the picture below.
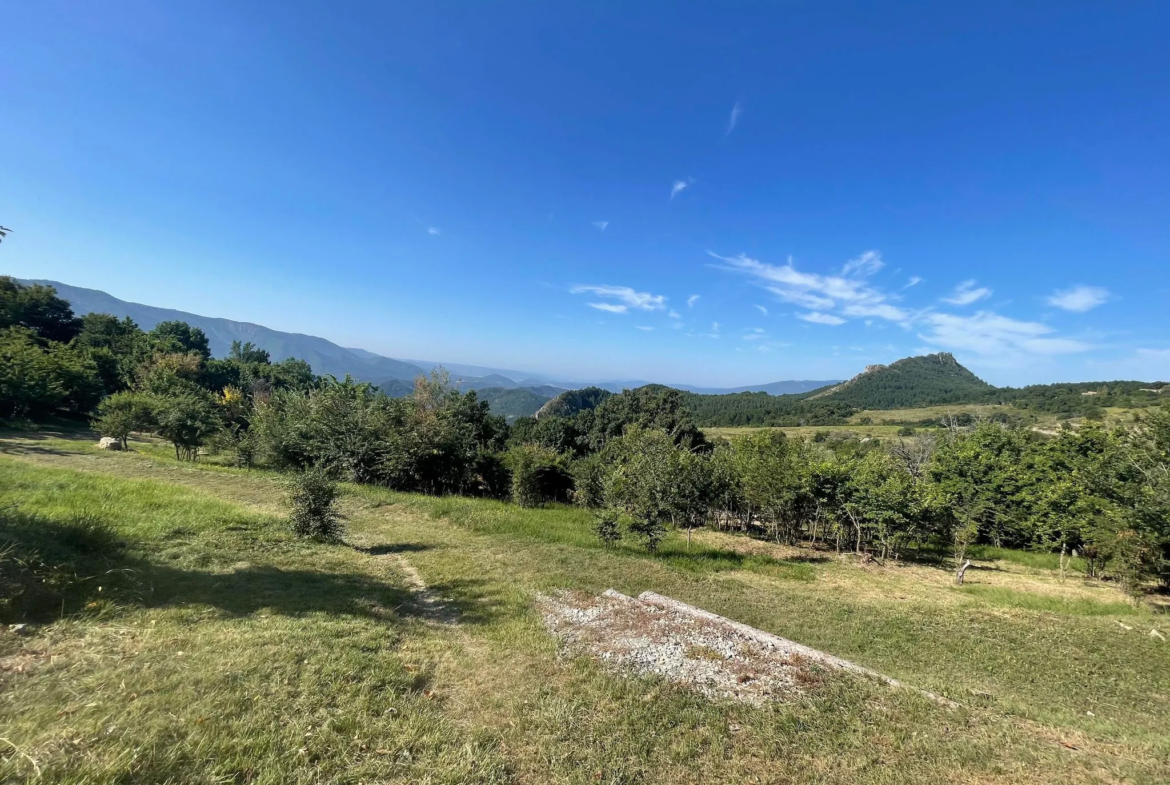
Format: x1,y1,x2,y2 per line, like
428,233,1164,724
725,102,742,135
841,250,884,277
712,250,908,325
943,280,992,305
592,220,609,232
798,311,846,326
1047,285,1109,312
670,178,695,200
571,284,667,313
918,311,1092,363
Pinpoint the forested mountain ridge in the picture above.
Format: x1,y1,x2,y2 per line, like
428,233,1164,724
804,352,995,408
681,353,1166,426
25,279,429,382
536,387,613,419
27,279,844,395
474,387,563,422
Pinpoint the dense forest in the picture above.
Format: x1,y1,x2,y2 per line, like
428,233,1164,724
3,277,1168,597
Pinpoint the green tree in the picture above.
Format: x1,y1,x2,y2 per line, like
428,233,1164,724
0,327,65,418
0,277,83,343
92,391,155,449
149,321,211,360
152,387,222,461
0,327,102,419
602,427,684,552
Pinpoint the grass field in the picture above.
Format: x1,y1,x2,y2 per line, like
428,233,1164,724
704,424,905,441
705,406,1145,442
2,429,1168,783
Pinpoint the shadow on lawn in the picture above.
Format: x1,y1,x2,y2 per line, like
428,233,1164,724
358,542,436,556
0,507,501,627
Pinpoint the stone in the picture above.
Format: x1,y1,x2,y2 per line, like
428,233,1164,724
97,437,123,451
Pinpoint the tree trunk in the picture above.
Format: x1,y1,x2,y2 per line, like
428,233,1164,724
955,559,972,585
1059,542,1068,582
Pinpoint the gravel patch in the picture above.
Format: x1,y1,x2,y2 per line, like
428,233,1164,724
537,589,831,705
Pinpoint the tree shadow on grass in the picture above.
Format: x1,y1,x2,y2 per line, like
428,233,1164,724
358,542,436,556
0,508,503,627
0,439,97,460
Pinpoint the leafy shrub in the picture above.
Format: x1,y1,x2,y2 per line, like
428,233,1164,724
593,509,622,547
288,469,344,541
92,391,155,449
506,444,571,508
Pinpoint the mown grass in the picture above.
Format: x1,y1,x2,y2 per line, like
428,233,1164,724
366,491,817,581
967,544,1087,573
2,432,1169,784
955,585,1141,616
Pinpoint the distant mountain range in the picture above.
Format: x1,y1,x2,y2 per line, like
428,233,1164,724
23,279,839,399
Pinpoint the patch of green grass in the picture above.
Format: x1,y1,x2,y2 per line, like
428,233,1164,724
955,584,1140,616
968,544,1087,573
380,490,815,579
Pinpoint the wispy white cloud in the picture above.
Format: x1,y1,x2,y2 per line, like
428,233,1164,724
712,250,905,325
841,302,911,324
742,328,766,341
636,325,654,331
943,280,992,306
903,276,922,288
571,284,667,313
1047,285,1110,312
670,178,695,200
427,226,441,236
918,311,1092,363
798,311,847,326
592,220,609,232
725,102,742,136
754,304,768,315
1136,347,1170,359
669,310,682,319
711,322,721,333
841,250,884,277
687,294,700,308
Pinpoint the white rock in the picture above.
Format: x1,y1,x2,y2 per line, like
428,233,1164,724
97,437,123,451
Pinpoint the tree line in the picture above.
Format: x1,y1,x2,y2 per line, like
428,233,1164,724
3,278,1167,597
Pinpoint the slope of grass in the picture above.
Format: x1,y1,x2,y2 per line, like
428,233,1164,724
2,431,1169,784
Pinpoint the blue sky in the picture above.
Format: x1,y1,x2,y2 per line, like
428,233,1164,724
2,1,1168,387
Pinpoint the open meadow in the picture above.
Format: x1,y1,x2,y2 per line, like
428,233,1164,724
2,428,1168,784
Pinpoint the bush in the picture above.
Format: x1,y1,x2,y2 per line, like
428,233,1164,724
288,469,344,542
152,388,222,461
506,444,571,508
593,508,623,547
92,391,155,449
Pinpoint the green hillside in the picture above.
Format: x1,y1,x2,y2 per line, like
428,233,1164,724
535,386,612,418
805,352,995,408
680,353,1166,427
477,386,556,421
